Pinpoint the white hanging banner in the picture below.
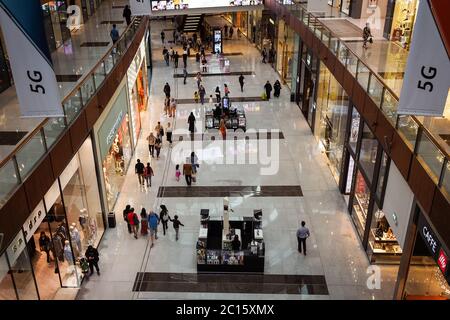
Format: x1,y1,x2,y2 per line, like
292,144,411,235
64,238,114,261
397,0,450,117
130,0,151,15
0,0,63,117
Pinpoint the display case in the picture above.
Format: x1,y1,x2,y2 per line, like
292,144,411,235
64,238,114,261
205,105,246,132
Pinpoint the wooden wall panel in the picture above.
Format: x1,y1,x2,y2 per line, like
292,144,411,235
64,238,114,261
342,68,354,97
69,111,89,152
390,131,412,179
429,189,450,246
23,156,54,211
333,61,344,84
84,95,101,129
408,157,436,213
49,131,73,178
0,186,29,253
363,96,379,132
351,82,366,114
374,111,395,153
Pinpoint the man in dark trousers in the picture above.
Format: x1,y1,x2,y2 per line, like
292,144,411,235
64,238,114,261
85,245,100,275
297,221,310,255
183,68,188,85
264,81,273,100
174,51,179,68
182,51,188,68
164,82,171,98
135,159,145,185
183,162,193,186
238,74,245,92
122,5,132,25
123,204,132,234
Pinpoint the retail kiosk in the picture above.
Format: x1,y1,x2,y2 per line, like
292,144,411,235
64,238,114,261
205,96,247,132
196,199,264,272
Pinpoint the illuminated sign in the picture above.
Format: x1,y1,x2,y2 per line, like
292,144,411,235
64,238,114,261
151,0,263,11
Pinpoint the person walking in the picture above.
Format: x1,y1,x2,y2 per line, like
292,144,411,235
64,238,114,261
201,55,207,72
196,72,202,89
160,30,165,44
224,25,229,38
229,26,234,39
297,221,310,255
144,162,154,187
147,132,156,157
170,98,177,117
224,84,230,96
183,161,193,186
135,159,145,185
163,82,171,99
264,81,273,100
183,67,188,85
174,51,179,68
127,208,139,239
148,211,160,247
155,121,164,137
274,80,281,98
170,215,185,241
219,118,226,140
199,85,206,105
261,47,267,63
39,232,52,263
155,135,162,159
166,122,173,146
159,205,171,236
188,112,196,134
140,208,149,236
182,50,188,68
170,47,175,61
190,151,199,175
85,245,100,275
215,86,221,103
238,74,245,92
362,22,373,49
110,24,119,53
123,204,132,234
122,5,132,25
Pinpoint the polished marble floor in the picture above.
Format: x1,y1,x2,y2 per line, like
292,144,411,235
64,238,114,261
76,18,400,300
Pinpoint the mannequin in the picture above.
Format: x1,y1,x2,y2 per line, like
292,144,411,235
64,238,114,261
63,240,73,265
70,224,82,254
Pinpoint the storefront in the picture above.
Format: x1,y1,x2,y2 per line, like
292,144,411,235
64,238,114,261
384,0,419,50
41,1,71,52
248,10,263,47
0,137,104,300
328,0,352,15
276,19,295,87
95,82,133,213
398,206,450,300
127,38,148,147
223,11,249,38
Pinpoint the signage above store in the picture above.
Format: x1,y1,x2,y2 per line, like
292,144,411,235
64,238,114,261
438,249,448,275
397,0,450,117
150,0,263,12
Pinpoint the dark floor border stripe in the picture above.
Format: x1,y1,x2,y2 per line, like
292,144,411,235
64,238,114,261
80,42,110,47
133,272,328,295
56,74,82,82
172,131,285,141
174,71,254,78
176,96,264,104
157,185,303,198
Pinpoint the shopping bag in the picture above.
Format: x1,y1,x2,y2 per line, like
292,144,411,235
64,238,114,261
261,92,267,100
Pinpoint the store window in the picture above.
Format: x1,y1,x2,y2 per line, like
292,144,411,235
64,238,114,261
97,86,133,212
276,20,295,87
352,169,371,239
6,232,39,300
0,253,17,300
376,151,389,200
348,106,361,153
359,124,378,183
389,0,419,50
366,202,402,264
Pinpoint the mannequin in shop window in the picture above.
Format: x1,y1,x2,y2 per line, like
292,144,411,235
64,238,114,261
112,135,124,175
70,224,82,255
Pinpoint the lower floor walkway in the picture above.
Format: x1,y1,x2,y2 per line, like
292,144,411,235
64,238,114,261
76,18,399,300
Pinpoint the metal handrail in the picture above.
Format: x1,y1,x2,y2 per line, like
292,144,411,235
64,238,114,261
0,16,143,169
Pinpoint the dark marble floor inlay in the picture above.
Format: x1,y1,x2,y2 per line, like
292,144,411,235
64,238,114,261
174,71,254,78
133,272,328,295
100,21,124,25
172,131,285,141
56,74,82,82
157,185,303,198
176,96,264,104
0,131,28,145
80,42,110,47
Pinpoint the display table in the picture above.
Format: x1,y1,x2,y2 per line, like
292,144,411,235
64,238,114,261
196,215,264,273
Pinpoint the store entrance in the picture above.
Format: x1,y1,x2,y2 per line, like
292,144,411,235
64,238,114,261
301,67,315,128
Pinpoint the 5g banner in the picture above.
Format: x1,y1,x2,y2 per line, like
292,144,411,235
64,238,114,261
130,0,151,15
0,0,63,117
397,0,450,117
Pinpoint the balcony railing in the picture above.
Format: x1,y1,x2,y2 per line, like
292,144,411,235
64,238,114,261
0,16,147,208
279,0,450,199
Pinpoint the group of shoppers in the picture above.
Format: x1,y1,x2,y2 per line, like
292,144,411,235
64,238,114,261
263,80,282,100
123,204,185,243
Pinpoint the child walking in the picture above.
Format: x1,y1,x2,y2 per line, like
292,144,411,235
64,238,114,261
194,91,199,103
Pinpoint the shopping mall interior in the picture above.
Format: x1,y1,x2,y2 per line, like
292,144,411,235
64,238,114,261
0,0,449,301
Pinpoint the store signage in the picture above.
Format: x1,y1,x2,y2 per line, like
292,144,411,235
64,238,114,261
397,0,450,117
438,249,448,275
6,231,25,266
66,5,82,30
22,202,46,242
151,0,263,11
0,0,63,117
130,0,151,15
